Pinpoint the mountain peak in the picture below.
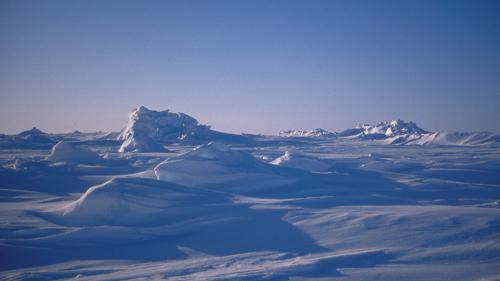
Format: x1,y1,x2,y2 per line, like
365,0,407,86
18,127,46,136
117,106,211,152
365,119,428,137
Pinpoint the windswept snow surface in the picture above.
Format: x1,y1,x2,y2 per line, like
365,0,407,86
1,118,500,280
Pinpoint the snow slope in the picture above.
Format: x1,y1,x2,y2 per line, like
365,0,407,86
154,142,292,191
52,177,228,226
118,132,168,153
407,131,500,146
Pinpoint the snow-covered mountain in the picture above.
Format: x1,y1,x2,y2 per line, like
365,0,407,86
117,106,246,152
278,128,335,138
118,106,211,152
365,120,427,137
345,120,500,146
339,119,430,144
281,120,500,146
16,127,54,142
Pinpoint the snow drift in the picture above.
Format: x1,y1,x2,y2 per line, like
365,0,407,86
154,142,290,190
56,177,223,226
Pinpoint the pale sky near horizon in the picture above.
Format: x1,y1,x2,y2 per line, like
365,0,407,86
1,0,499,135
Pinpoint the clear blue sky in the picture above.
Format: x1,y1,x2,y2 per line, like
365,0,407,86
1,0,499,134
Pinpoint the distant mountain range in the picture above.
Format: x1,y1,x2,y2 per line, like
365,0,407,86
279,119,500,146
1,108,499,151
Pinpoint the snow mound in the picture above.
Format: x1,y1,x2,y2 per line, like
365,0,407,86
118,106,211,152
46,141,102,164
57,177,221,226
270,151,331,172
154,142,287,189
279,128,335,138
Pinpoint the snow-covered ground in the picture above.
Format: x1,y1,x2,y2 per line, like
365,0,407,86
1,108,499,280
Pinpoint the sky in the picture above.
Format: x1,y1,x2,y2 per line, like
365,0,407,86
1,0,500,135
